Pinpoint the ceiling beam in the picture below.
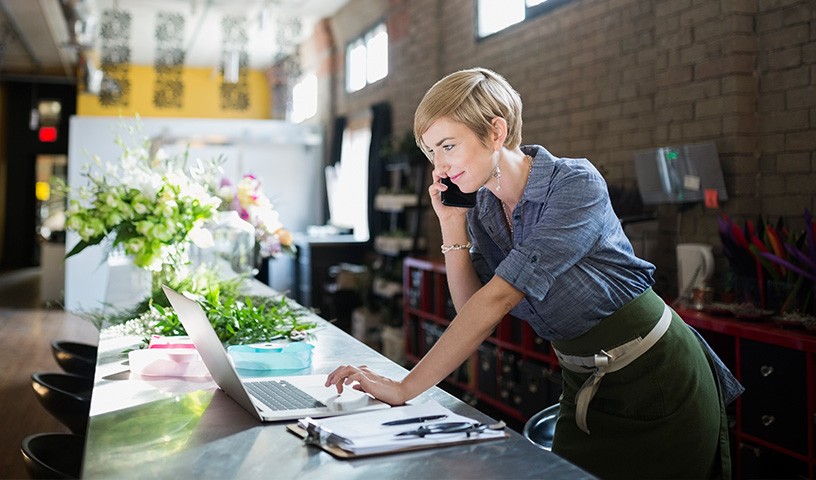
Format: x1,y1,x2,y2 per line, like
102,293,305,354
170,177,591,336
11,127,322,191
40,0,76,77
0,0,42,70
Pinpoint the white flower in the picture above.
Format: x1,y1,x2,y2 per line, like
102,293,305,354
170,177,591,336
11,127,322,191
154,148,169,164
188,225,214,249
254,207,282,234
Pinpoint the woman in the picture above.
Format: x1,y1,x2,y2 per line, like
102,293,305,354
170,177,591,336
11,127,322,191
326,68,741,479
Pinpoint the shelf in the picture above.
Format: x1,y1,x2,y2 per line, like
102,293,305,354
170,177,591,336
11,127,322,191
372,277,402,299
677,307,816,352
374,193,419,212
374,235,426,256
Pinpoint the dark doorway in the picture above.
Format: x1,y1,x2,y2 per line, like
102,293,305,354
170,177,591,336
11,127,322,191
0,80,76,269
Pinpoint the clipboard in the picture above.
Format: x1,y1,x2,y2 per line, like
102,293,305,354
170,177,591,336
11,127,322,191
286,423,509,459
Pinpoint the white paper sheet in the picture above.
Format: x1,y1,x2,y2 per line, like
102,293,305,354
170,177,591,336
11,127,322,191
298,401,505,455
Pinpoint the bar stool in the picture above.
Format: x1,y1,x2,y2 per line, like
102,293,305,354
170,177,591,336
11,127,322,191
523,403,560,451
20,432,84,479
51,341,97,378
30,373,92,435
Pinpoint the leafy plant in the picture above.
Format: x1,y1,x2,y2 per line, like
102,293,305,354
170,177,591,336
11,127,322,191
89,267,316,346
144,290,314,346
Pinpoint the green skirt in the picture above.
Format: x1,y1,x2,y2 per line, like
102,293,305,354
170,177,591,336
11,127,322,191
551,288,730,479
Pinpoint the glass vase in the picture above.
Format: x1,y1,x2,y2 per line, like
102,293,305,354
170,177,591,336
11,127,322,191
191,211,256,276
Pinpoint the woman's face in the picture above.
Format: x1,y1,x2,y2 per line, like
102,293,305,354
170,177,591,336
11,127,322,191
422,117,496,194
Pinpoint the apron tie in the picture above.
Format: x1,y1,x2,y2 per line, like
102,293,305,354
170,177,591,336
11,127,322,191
554,304,672,434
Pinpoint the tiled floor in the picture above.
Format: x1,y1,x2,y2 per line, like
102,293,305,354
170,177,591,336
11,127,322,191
0,268,98,478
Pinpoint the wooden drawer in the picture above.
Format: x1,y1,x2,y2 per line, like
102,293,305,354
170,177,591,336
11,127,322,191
739,339,808,455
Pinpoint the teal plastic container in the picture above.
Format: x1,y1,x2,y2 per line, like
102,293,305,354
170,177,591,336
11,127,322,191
227,342,314,372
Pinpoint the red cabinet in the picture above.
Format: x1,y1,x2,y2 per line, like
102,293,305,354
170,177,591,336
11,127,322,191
678,307,816,479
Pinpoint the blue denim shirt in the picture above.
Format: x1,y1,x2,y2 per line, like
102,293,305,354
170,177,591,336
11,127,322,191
467,144,743,403
469,145,656,340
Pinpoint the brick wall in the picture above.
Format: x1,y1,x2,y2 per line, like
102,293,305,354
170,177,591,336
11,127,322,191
306,0,816,296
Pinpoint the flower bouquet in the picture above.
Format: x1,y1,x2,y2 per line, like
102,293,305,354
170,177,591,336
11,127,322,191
62,119,314,346
217,174,296,260
62,122,222,284
719,210,815,316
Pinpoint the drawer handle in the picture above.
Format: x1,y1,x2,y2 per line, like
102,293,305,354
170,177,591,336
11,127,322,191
760,365,774,377
761,415,775,427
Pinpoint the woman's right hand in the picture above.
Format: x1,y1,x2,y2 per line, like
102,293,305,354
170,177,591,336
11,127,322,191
324,364,409,406
428,172,470,222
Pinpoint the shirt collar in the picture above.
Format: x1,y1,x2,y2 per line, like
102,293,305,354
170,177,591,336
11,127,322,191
520,144,554,204
471,144,552,250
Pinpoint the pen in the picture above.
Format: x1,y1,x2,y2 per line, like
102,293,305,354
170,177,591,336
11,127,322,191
382,414,448,426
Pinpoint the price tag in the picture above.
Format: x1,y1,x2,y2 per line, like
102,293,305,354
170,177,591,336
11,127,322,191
704,189,719,209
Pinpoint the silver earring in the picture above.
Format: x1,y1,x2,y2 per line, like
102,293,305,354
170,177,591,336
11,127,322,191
492,165,502,191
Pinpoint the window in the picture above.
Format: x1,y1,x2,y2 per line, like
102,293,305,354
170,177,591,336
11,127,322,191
477,0,569,38
290,74,317,123
346,22,388,93
326,116,372,240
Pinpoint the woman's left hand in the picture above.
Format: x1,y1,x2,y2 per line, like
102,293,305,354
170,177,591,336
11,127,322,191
324,365,408,406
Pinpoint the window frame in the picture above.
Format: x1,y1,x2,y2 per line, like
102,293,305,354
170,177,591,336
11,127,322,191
345,20,389,93
474,0,572,40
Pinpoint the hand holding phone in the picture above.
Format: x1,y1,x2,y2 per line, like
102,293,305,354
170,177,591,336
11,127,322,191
440,177,477,208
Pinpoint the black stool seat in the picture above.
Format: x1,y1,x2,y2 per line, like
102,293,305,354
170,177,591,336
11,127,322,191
31,373,92,435
51,341,97,378
523,403,559,451
21,432,85,479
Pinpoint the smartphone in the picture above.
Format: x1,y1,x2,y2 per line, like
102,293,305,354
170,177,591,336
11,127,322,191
440,177,478,208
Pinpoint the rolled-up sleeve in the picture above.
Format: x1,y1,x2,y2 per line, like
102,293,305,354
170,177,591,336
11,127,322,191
495,166,609,301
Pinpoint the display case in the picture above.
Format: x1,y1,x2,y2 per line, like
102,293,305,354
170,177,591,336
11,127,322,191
403,257,562,426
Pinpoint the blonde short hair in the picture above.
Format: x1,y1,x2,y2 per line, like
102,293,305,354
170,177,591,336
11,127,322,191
413,67,523,160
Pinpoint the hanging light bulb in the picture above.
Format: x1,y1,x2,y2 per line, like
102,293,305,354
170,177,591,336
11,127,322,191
259,7,270,32
224,49,240,84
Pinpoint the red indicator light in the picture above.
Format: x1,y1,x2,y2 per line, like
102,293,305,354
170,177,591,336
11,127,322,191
39,126,58,142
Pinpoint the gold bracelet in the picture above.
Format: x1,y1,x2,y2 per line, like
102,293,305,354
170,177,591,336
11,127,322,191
441,242,472,254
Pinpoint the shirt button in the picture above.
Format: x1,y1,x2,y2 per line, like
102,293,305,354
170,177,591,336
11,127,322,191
531,255,538,262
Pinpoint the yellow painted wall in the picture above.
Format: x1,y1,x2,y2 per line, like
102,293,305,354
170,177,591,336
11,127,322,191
77,65,270,119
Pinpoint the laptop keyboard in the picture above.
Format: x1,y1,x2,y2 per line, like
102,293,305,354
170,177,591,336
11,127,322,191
245,380,326,411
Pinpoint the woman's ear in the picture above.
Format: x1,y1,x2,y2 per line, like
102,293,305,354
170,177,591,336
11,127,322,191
490,117,508,150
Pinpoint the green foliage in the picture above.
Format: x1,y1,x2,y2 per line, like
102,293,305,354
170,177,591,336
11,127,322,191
85,266,315,347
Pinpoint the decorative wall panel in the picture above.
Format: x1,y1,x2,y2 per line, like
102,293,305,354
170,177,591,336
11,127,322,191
220,15,249,111
99,9,131,107
154,12,185,109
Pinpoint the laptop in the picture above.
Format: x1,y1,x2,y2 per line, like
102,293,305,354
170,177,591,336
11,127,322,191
162,285,390,422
